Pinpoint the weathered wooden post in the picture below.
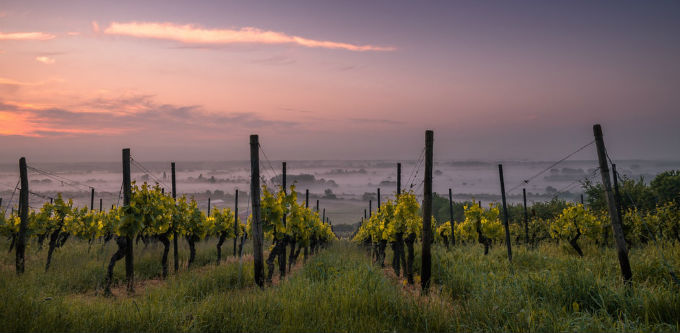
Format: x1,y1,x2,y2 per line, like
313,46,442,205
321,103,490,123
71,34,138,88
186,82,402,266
172,162,179,273
16,157,28,274
580,194,584,205
99,198,103,211
207,197,211,215
280,162,287,277
421,130,433,292
498,164,512,262
594,124,632,283
122,148,134,292
369,200,372,217
90,188,95,210
364,209,367,219
322,208,326,224
251,135,265,287
233,189,238,256
377,188,381,212
397,163,402,195
449,188,455,246
523,188,529,244
612,164,624,225
316,199,319,212
303,189,309,261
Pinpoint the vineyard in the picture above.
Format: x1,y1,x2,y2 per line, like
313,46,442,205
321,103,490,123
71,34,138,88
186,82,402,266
1,126,679,332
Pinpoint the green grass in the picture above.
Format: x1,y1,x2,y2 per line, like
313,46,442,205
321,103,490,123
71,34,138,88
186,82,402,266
1,237,679,332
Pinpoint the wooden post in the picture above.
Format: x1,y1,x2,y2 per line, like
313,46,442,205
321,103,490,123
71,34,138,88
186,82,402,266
523,188,529,244
90,188,95,211
316,199,319,212
122,148,134,292
322,208,326,224
207,197,211,215
250,135,264,287
421,130,433,292
449,188,455,246
612,164,624,224
498,164,512,262
364,209,367,219
369,200,372,217
594,124,632,283
233,189,238,256
377,188,381,212
16,157,28,274
580,194,584,205
397,163,402,196
171,162,178,273
99,198,103,211
305,189,309,208
282,162,287,227
280,162,287,277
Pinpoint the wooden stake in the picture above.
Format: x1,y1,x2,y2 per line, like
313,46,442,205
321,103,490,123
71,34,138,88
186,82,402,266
397,163,402,196
523,188,529,244
498,164,512,262
99,198,103,211
449,188,455,246
250,135,264,287
421,130,433,292
377,188,381,212
122,148,134,292
594,124,632,283
16,157,28,274
90,188,95,211
305,189,309,208
233,189,238,256
172,162,178,273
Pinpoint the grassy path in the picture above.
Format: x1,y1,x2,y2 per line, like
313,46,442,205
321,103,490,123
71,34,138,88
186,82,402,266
1,240,679,332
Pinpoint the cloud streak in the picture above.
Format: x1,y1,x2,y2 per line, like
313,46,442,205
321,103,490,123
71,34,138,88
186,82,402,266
103,21,395,52
35,56,55,64
0,95,298,138
0,31,55,41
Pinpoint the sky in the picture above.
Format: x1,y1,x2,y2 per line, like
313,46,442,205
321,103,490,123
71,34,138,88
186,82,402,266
1,1,679,163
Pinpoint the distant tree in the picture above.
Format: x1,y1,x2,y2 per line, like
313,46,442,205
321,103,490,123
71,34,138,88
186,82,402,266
323,189,337,199
650,170,680,206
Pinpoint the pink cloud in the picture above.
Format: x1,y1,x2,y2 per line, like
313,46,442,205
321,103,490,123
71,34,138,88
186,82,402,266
0,31,55,41
35,56,55,64
103,21,395,52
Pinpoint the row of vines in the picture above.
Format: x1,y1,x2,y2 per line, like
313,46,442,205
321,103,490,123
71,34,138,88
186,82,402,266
0,181,335,293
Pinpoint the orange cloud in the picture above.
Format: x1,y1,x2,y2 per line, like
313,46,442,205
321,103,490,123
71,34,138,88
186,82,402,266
104,21,395,52
0,31,55,41
36,56,55,64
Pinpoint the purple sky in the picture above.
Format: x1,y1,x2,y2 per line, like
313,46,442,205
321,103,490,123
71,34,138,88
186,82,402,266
1,1,679,162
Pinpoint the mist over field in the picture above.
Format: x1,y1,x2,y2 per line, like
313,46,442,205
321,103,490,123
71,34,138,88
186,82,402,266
3,158,678,225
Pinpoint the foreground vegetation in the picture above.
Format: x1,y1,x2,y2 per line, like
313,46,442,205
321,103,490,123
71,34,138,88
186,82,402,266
1,237,678,332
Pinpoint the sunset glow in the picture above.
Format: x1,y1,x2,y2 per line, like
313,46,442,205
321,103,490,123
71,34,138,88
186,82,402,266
0,1,678,162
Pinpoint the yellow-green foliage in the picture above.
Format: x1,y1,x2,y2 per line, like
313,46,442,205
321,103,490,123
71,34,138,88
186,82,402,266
549,204,601,241
353,191,423,244
455,203,503,243
624,201,680,244
436,221,452,242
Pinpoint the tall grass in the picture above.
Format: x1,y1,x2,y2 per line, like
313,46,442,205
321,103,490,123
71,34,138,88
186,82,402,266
1,237,678,332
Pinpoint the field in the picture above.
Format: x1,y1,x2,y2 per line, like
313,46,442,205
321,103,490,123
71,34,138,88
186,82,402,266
1,237,678,332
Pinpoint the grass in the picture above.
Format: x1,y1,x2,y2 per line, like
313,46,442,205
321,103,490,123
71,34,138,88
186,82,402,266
0,237,679,332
